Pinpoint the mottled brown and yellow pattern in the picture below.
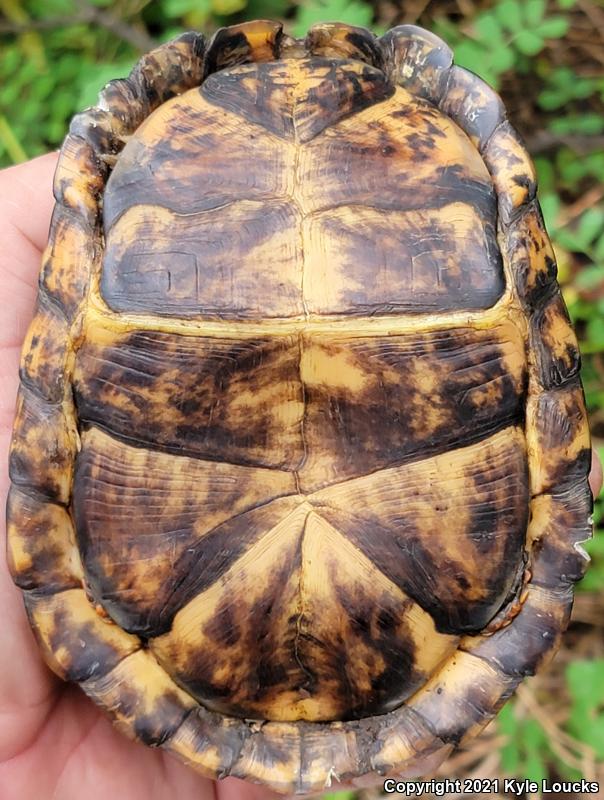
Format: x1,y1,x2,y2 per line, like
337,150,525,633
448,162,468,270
7,19,592,794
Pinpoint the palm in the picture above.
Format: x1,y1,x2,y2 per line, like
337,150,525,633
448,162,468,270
0,155,275,800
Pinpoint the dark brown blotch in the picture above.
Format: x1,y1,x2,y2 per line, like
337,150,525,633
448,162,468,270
73,331,304,469
9,386,75,503
6,487,82,593
531,291,581,389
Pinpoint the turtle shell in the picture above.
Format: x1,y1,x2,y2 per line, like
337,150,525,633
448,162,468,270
7,20,593,793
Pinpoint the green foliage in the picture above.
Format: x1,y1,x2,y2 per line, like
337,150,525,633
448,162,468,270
566,661,604,759
538,67,602,111
498,703,550,783
434,0,570,87
292,0,373,38
498,661,604,781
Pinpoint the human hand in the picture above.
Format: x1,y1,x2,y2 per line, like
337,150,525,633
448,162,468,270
0,153,278,800
0,155,602,799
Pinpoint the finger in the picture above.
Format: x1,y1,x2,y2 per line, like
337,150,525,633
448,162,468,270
0,153,58,354
0,152,58,253
589,448,603,499
0,154,61,763
0,155,58,434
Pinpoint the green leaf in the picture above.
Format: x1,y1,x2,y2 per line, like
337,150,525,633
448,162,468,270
475,13,504,43
161,0,206,17
586,316,604,349
594,233,604,261
245,0,289,18
514,30,545,55
524,0,546,26
76,60,136,109
535,156,555,189
494,0,524,32
577,208,604,247
211,0,247,14
535,16,569,39
498,703,521,773
293,0,373,38
575,265,604,291
454,40,498,85
549,114,604,136
540,193,561,230
557,0,576,8
566,660,604,758
489,45,516,74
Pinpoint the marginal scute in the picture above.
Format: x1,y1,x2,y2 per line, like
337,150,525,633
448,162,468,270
506,199,557,308
6,486,83,592
9,387,76,503
531,291,581,389
97,78,143,127
204,20,283,77
39,207,93,319
306,23,383,68
166,706,250,779
525,381,590,496
24,588,140,682
368,706,448,775
483,121,537,222
230,723,302,792
81,649,196,745
406,650,516,745
98,34,206,134
19,298,70,402
298,724,361,789
527,487,592,587
439,65,506,151
69,107,127,159
380,25,452,104
126,32,206,115
53,135,106,222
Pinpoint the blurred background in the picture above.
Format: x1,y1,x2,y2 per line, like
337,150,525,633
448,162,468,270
1,0,603,795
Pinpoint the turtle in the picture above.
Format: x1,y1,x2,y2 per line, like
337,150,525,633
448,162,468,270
7,19,593,794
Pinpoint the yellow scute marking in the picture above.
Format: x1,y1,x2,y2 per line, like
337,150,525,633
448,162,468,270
299,342,373,391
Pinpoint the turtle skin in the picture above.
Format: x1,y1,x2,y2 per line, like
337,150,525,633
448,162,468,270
7,20,593,793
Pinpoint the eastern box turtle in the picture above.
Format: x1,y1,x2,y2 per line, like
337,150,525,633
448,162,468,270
7,20,593,793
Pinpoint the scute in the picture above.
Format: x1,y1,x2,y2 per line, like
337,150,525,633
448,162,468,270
100,57,503,318
7,18,592,795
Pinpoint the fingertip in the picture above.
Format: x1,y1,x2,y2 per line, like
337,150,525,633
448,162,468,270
589,448,603,499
